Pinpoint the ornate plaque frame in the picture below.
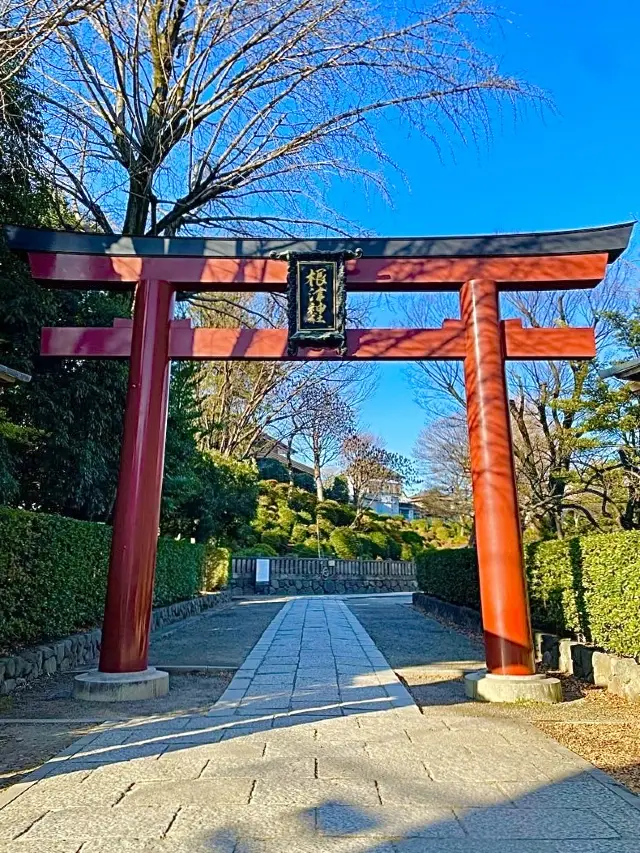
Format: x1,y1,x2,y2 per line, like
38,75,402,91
271,248,361,355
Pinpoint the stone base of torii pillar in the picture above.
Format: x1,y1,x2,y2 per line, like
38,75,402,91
73,668,169,702
465,671,562,704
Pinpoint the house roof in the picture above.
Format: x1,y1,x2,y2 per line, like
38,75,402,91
600,358,640,383
0,364,31,384
255,435,315,477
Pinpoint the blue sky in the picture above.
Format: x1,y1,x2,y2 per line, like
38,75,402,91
350,0,640,459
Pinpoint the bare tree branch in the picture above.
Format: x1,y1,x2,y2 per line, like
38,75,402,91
21,0,540,235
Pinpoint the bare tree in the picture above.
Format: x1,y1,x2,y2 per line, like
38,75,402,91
414,412,472,523
190,290,375,460
296,383,356,501
405,291,466,411
27,0,538,235
342,432,414,516
404,267,631,537
504,280,623,537
0,0,100,114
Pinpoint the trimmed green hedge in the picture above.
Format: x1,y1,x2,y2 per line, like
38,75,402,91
416,531,640,658
0,507,225,654
416,547,479,610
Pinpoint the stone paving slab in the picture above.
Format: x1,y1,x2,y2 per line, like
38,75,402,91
2,596,640,851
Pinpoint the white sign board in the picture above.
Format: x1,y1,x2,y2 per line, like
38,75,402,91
255,559,270,584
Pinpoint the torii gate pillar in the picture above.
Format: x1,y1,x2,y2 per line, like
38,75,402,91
100,279,174,675
461,279,534,676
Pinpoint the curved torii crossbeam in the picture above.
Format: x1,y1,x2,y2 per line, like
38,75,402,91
6,222,633,697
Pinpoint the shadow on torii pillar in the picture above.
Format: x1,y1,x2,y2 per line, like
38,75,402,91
4,222,634,701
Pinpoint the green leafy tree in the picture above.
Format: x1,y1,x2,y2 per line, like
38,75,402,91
161,361,208,534
177,452,259,545
579,306,640,530
0,76,130,518
326,475,350,503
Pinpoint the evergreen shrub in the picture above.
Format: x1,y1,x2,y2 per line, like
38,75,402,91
416,530,640,658
0,506,221,654
234,544,278,558
201,545,231,592
260,528,288,553
329,527,359,559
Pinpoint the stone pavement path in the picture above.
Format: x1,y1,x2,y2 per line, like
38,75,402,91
2,597,640,852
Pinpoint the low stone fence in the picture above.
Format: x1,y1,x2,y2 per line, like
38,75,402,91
0,589,230,697
412,592,640,701
231,557,417,596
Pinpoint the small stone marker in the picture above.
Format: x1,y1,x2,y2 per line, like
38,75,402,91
255,558,270,587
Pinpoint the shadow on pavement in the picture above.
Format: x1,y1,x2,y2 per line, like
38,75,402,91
1,595,639,850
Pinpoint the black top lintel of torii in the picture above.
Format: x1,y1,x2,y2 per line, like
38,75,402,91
3,222,634,263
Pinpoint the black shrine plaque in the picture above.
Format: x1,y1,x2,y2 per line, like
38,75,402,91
271,248,360,355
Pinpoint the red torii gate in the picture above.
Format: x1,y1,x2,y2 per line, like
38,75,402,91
6,223,632,702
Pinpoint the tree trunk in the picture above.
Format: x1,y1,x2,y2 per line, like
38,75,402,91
286,435,295,487
313,437,324,501
314,461,324,502
123,171,152,235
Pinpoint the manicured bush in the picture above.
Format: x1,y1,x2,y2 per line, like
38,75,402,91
260,528,288,553
401,530,425,550
0,506,217,654
303,536,321,554
526,531,640,657
234,544,278,557
399,530,424,560
356,534,376,559
525,537,583,636
290,523,308,545
277,505,297,535
416,547,479,610
317,499,355,528
329,527,359,559
290,543,318,557
201,545,231,592
400,543,410,561
154,536,207,606
371,531,402,560
288,488,317,513
417,531,640,658
316,515,336,535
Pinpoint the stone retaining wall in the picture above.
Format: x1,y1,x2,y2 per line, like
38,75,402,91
0,588,230,697
231,557,417,597
412,592,640,700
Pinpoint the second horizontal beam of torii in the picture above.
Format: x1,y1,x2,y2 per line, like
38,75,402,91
42,318,595,361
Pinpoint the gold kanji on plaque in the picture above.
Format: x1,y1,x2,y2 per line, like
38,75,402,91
304,267,328,324
270,247,361,356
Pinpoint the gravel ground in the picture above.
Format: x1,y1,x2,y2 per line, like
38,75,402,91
0,597,285,789
149,596,285,667
347,593,640,796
